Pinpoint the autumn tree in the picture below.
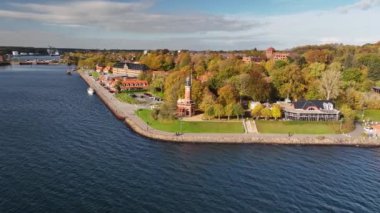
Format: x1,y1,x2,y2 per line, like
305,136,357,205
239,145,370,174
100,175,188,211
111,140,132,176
271,64,306,100
213,104,225,120
271,104,282,120
261,108,272,120
225,103,235,120
217,84,238,106
251,103,264,120
233,103,244,120
320,63,342,100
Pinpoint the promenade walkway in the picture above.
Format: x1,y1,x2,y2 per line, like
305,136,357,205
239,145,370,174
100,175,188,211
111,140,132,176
80,71,380,146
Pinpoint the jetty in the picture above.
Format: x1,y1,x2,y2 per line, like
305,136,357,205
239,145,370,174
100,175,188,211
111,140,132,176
79,71,380,146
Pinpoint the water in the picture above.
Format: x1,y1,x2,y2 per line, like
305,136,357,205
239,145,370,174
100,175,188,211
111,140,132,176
1,65,380,212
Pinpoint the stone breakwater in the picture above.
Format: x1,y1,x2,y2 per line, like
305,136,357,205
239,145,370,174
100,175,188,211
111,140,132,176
79,71,380,146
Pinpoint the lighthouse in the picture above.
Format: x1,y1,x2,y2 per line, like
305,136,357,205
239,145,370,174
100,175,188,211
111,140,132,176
176,75,195,117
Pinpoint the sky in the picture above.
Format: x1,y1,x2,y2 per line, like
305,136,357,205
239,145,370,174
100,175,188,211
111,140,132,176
0,0,379,50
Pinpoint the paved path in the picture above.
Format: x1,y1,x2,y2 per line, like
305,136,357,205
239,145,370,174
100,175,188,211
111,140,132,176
80,71,380,146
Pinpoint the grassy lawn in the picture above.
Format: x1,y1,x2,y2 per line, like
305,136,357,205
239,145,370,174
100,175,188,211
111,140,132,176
256,120,340,134
356,110,380,121
137,109,244,133
91,71,99,79
115,93,139,104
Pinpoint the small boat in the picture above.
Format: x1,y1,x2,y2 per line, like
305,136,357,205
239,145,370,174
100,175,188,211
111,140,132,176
66,70,72,75
36,61,49,65
87,87,95,95
19,61,33,65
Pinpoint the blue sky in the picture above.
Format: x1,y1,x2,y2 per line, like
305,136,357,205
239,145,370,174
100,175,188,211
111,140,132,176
0,0,378,50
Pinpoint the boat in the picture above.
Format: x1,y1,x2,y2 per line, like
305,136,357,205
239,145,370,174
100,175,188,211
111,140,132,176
19,61,33,65
36,61,49,65
87,88,95,95
66,70,72,75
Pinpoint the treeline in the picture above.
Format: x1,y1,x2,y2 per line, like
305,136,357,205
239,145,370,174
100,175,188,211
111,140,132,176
70,43,380,120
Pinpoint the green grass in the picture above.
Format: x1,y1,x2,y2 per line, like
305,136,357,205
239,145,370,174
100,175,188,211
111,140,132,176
356,110,380,121
91,71,99,79
256,120,340,134
115,93,139,104
151,90,164,99
137,109,244,133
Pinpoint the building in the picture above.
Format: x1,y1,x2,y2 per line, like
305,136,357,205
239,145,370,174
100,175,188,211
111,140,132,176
96,64,112,73
177,76,195,117
373,87,380,94
283,100,340,121
112,62,149,77
120,79,149,91
242,56,264,64
266,47,290,61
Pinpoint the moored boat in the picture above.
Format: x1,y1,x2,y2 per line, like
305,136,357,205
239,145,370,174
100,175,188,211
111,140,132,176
66,70,72,75
19,61,33,65
87,87,95,95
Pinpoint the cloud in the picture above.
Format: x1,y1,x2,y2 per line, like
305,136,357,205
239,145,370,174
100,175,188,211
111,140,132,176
338,0,380,13
0,0,257,33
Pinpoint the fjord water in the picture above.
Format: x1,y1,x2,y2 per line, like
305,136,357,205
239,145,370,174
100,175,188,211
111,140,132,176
0,65,379,213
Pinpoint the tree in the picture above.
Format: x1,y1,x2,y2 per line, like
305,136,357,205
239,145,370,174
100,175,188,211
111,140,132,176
233,103,244,120
251,103,264,120
271,64,306,100
320,63,342,100
225,103,235,120
261,108,272,120
271,104,282,120
203,105,215,120
218,84,238,106
357,54,380,81
200,88,216,112
213,104,225,120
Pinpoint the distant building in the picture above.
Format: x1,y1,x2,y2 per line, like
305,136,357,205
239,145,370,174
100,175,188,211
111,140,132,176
373,87,380,94
98,74,148,92
177,76,195,117
12,51,19,56
242,56,264,64
283,100,340,121
112,62,149,77
120,79,149,91
96,64,112,73
266,47,290,61
0,55,4,62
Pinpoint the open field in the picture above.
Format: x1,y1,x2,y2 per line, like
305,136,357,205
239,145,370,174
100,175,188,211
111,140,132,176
137,109,244,133
357,110,380,121
256,120,340,134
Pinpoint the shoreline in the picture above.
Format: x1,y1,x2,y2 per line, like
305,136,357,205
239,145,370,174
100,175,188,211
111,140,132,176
79,71,380,147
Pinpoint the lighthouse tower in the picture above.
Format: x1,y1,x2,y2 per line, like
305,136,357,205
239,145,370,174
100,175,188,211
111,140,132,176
176,75,195,117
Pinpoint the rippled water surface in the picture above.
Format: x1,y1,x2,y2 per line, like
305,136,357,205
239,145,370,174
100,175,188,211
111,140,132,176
1,66,380,212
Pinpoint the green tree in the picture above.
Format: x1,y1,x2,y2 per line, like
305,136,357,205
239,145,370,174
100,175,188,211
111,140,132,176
214,103,225,120
233,103,244,120
225,103,235,120
200,88,216,112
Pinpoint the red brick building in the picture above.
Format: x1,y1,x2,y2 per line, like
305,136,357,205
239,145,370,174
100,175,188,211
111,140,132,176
266,47,290,61
242,56,264,64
